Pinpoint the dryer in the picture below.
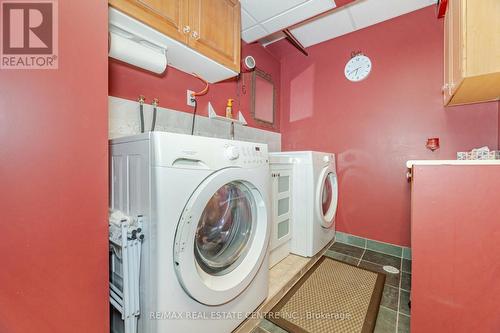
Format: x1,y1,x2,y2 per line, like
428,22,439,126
270,151,338,257
110,132,270,333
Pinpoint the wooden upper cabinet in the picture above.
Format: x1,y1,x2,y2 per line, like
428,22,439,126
109,0,241,73
444,0,500,106
188,0,241,72
109,0,189,43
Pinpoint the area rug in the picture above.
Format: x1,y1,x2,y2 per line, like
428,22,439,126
266,256,385,333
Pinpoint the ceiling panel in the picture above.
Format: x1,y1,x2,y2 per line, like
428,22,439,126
290,9,355,47
240,0,309,22
349,0,436,30
286,0,436,49
241,8,257,30
242,25,269,43
241,0,336,43
261,0,337,35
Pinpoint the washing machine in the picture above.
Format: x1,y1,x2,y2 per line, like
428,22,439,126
270,151,338,257
110,132,270,333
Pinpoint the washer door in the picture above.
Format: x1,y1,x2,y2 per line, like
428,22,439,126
174,168,269,305
316,167,338,228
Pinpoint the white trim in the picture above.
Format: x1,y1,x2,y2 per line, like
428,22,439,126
406,159,500,168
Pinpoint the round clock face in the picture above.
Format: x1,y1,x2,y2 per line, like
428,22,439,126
344,55,372,82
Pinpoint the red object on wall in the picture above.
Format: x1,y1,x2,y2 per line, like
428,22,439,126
0,2,109,333
411,165,500,332
436,0,448,18
271,6,499,246
109,42,281,132
425,137,440,151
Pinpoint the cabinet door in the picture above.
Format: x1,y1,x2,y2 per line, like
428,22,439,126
270,169,293,250
188,0,241,72
449,0,465,97
109,0,189,43
464,0,500,77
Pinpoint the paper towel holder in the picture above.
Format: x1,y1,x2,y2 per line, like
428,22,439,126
109,25,168,75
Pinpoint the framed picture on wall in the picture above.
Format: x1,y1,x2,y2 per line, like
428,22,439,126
251,69,276,127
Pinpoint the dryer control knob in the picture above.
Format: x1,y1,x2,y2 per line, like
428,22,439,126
225,146,240,160
323,155,331,163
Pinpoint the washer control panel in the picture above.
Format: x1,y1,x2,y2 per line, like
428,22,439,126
223,143,268,167
224,146,240,160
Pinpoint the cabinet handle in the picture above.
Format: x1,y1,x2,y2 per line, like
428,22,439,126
192,31,200,40
183,26,191,34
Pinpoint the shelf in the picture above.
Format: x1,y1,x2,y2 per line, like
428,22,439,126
406,160,500,168
207,102,247,126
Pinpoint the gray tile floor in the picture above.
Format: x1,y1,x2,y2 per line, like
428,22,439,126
252,242,411,333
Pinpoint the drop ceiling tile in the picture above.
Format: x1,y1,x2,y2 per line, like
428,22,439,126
241,8,257,30
240,0,308,22
349,0,436,30
291,8,355,47
242,25,269,43
261,0,336,34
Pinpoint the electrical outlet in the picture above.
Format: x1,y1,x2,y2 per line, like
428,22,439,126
187,90,195,107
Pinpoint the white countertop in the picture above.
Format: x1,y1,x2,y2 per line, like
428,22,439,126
406,160,500,168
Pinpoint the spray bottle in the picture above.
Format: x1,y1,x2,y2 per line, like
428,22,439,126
225,99,234,119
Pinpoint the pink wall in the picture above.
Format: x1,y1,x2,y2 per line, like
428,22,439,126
272,6,499,246
0,2,109,333
411,165,500,332
109,42,281,132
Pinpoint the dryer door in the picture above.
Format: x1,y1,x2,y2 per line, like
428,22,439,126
316,167,338,228
174,167,269,305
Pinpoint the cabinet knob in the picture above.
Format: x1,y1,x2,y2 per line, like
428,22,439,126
448,82,456,95
183,26,191,34
192,31,200,40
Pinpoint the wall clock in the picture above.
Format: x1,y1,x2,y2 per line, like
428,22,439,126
344,54,372,82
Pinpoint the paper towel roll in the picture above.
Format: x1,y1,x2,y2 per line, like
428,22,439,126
109,31,167,74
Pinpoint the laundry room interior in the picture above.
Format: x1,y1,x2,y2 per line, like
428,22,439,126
1,1,499,333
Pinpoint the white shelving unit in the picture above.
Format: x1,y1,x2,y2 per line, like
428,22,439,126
269,158,294,268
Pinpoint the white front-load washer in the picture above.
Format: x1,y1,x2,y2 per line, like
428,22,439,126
270,151,338,257
110,132,270,333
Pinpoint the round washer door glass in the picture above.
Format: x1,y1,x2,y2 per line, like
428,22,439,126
321,172,338,219
195,182,255,274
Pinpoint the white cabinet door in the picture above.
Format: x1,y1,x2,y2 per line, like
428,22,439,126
270,167,292,250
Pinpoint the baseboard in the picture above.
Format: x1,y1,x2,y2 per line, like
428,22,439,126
335,231,411,260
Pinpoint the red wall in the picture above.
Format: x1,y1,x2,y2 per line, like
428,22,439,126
0,2,109,333
411,165,500,332
272,6,499,246
109,42,281,132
